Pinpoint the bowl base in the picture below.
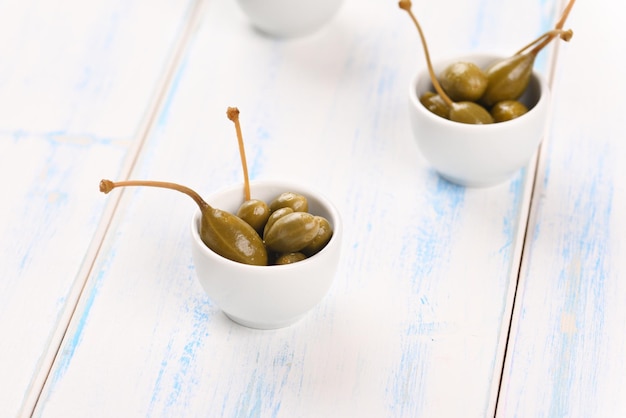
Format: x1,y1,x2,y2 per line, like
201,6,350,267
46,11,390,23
224,312,306,330
437,171,516,188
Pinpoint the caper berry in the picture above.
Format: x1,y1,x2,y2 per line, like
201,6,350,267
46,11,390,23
263,207,294,239
481,54,534,107
439,62,488,102
302,216,333,257
199,206,267,266
481,28,573,107
490,100,529,122
236,198,271,235
99,179,268,266
274,252,307,265
264,212,320,253
449,102,494,124
419,92,450,119
269,192,308,213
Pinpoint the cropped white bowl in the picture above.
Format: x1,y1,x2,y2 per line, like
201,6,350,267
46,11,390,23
235,0,344,38
408,53,550,187
190,180,342,329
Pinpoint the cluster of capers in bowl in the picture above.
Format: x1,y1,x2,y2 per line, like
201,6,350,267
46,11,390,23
235,192,333,265
399,0,575,125
99,178,333,266
420,61,533,123
99,107,333,267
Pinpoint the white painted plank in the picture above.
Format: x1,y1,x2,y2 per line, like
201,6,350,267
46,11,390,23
0,0,197,416
34,0,558,416
497,0,626,417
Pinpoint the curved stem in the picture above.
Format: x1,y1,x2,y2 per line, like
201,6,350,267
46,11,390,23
227,107,251,202
99,179,208,209
515,28,573,56
555,0,576,30
399,1,454,107
514,31,553,56
529,0,576,55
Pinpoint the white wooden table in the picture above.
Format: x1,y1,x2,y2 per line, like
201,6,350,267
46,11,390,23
2,0,624,417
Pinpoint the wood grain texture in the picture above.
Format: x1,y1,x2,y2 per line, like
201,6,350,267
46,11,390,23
497,1,626,417
30,0,563,417
0,0,197,416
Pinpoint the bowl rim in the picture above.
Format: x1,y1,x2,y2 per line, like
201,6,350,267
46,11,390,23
190,179,342,271
409,52,550,129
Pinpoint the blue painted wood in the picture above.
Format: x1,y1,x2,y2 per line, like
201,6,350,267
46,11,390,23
31,0,560,417
497,1,626,416
0,0,197,416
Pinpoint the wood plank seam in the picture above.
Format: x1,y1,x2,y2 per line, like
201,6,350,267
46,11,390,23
18,1,209,416
492,0,570,415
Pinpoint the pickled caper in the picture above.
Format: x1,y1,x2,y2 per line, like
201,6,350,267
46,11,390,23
449,102,494,124
236,199,270,235
481,54,534,107
419,92,450,119
439,62,488,102
482,27,573,107
263,207,294,238
490,100,529,122
99,179,268,266
274,252,307,265
269,192,308,213
264,212,320,253
302,216,333,256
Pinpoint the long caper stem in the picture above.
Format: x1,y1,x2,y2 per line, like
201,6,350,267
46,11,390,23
529,0,576,54
515,28,573,56
399,0,454,108
99,179,209,210
226,107,251,202
554,0,576,31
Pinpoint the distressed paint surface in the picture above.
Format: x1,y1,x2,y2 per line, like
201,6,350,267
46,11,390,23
497,1,626,416
32,0,555,417
0,0,197,416
6,0,618,417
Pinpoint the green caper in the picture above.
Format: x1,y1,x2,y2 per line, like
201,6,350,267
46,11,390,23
264,212,319,253
449,102,494,124
99,179,268,266
263,207,294,238
490,100,529,122
439,61,488,102
199,206,268,266
419,92,450,119
274,252,307,265
481,26,574,107
236,198,270,236
481,54,534,107
302,216,333,257
269,192,308,213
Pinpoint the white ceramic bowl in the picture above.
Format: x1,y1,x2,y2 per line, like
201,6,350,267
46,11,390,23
408,53,550,187
190,180,342,329
235,0,344,38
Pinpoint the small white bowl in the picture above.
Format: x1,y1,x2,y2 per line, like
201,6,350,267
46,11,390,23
408,53,550,187
190,180,342,329
235,0,344,38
